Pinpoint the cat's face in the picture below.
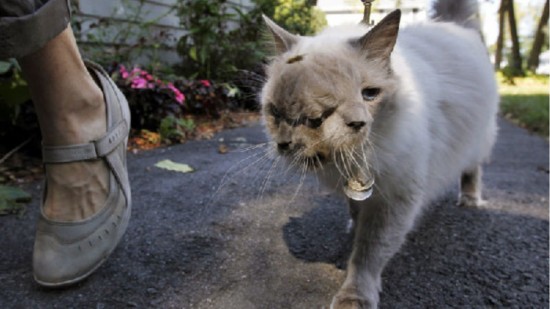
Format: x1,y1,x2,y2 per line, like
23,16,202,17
261,52,392,170
260,12,400,179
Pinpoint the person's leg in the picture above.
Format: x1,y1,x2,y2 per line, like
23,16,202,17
19,26,109,221
1,0,108,221
1,0,131,287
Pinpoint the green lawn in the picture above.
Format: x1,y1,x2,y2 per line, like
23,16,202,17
498,74,549,137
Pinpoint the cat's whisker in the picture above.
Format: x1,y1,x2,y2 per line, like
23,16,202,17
258,154,282,200
339,148,354,180
306,134,332,150
358,144,370,174
212,146,273,199
372,182,391,204
362,137,381,174
349,147,364,171
335,150,348,179
352,145,374,178
340,149,353,180
285,150,303,175
288,160,308,206
235,141,272,153
331,151,345,179
344,147,357,177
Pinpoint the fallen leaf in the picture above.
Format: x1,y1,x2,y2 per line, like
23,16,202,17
218,144,229,154
0,185,31,216
154,159,194,173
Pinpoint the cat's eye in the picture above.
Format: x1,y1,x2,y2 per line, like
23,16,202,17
269,104,282,119
304,108,335,129
306,117,323,129
362,87,381,101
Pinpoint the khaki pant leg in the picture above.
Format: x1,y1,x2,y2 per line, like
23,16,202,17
0,0,71,59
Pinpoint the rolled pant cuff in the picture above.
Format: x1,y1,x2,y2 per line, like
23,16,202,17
0,0,71,59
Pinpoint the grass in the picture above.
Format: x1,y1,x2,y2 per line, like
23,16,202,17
498,73,549,137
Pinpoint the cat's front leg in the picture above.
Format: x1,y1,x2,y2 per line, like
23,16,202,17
331,278,380,309
332,197,421,309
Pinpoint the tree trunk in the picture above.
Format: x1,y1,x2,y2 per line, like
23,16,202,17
507,0,524,76
495,0,507,71
527,0,549,71
306,0,318,6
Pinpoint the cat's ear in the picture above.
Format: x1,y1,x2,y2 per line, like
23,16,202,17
351,9,401,60
263,15,299,54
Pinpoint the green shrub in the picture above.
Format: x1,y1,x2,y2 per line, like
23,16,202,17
70,0,175,72
111,64,232,134
0,60,38,149
159,115,195,143
175,0,327,82
273,0,327,35
176,0,239,81
0,60,31,122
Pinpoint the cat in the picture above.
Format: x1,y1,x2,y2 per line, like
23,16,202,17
259,0,498,308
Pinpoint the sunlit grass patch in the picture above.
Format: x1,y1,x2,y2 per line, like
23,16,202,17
498,73,549,137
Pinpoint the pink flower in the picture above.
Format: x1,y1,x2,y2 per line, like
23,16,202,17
119,65,129,79
121,66,185,104
175,91,185,104
199,80,211,87
131,77,148,89
167,83,186,104
130,67,141,77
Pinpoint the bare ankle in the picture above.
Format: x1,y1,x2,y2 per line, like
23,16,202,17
39,79,106,146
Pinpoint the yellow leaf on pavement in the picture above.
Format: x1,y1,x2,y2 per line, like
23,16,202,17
154,160,194,173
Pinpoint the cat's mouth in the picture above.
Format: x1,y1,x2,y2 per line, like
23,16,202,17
344,176,375,201
298,151,375,200
302,152,326,169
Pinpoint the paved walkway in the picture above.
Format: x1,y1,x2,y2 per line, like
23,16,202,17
0,118,548,308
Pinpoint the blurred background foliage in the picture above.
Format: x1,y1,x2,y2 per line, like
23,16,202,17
0,0,328,185
0,0,547,187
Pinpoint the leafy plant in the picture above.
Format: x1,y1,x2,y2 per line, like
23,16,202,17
176,0,240,80
0,185,31,216
0,60,31,122
70,0,176,72
174,79,231,117
159,115,196,143
113,65,185,130
111,64,233,135
175,0,327,107
273,0,327,35
0,60,38,151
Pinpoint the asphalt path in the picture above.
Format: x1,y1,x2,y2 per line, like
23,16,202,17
1,117,548,308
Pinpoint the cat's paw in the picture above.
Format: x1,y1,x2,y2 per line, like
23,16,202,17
330,291,376,309
457,194,487,208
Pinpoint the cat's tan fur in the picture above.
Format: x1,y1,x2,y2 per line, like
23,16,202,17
260,1,498,307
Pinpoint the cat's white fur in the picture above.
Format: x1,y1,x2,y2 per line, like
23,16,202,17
309,21,498,201
261,1,498,307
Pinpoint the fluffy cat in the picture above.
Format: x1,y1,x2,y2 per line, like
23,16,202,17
260,0,498,308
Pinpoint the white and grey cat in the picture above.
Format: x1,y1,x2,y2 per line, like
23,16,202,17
260,0,498,308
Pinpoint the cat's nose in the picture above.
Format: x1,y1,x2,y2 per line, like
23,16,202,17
346,121,366,131
277,141,291,152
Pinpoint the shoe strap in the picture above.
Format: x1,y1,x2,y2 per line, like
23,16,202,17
42,120,128,164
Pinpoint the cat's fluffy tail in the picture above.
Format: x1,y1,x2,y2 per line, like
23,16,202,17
429,0,481,32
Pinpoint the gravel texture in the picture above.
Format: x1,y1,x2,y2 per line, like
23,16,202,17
0,117,548,308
